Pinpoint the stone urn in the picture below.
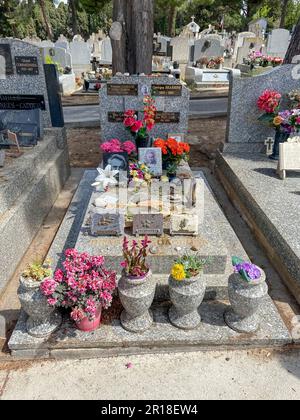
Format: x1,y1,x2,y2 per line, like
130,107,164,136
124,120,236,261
18,277,62,338
168,273,206,330
224,269,268,334
118,270,155,333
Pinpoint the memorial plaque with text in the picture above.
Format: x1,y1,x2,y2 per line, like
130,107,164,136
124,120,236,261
107,84,138,96
0,94,46,110
155,112,180,124
0,44,13,76
108,112,125,123
133,214,164,236
15,56,39,75
152,84,182,97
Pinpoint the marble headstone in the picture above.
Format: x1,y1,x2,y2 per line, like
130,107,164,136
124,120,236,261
267,29,290,59
193,35,224,62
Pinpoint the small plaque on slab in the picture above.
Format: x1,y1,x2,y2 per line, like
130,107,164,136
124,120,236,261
170,213,199,236
152,85,182,97
155,112,180,124
15,56,39,75
91,213,125,237
133,214,164,236
107,84,138,96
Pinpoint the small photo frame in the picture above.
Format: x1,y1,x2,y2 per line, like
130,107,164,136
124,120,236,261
168,133,185,143
138,147,162,177
103,152,129,173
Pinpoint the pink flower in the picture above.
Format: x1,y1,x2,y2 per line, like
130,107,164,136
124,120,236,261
121,261,128,268
70,308,85,322
124,117,136,128
124,110,135,118
131,120,143,133
40,278,57,296
47,298,58,306
122,141,136,155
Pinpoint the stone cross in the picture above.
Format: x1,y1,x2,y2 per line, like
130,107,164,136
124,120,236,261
265,137,274,155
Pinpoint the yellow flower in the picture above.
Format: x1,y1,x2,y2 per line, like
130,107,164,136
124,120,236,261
273,116,283,126
161,176,169,183
171,264,186,281
144,173,151,181
140,164,146,170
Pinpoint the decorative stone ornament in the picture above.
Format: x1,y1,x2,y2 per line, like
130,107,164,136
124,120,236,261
168,273,206,330
118,270,156,333
170,213,199,236
90,213,125,237
224,269,268,334
18,277,62,338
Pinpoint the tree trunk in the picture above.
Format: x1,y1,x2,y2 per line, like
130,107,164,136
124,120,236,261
284,18,300,64
69,0,78,36
110,0,154,75
167,5,177,37
280,0,289,28
39,0,53,40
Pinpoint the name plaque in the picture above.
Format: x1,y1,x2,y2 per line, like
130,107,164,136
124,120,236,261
155,112,180,124
0,94,46,110
107,84,138,96
152,84,182,97
15,56,39,75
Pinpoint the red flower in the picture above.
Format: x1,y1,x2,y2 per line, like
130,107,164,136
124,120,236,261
131,120,143,133
124,117,136,128
257,90,281,114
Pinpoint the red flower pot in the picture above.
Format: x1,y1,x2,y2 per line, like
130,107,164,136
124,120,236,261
75,306,102,332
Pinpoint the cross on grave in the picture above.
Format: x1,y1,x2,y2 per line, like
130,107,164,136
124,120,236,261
265,137,274,155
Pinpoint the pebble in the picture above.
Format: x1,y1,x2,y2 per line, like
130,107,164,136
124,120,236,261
175,247,182,253
149,246,158,254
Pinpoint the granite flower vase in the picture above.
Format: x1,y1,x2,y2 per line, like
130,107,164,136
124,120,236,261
270,131,289,160
18,277,62,338
224,270,268,334
76,306,102,332
168,274,206,330
118,270,155,333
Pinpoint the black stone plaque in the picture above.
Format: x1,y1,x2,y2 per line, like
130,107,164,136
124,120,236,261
107,84,138,96
0,44,13,76
15,56,39,75
133,214,164,236
108,112,125,123
155,112,180,124
152,84,182,97
0,95,46,110
91,213,125,237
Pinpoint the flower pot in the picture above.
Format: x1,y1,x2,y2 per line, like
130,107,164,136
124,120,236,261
224,270,268,334
18,277,62,338
76,306,102,332
270,131,289,161
168,273,206,330
135,135,150,150
118,270,155,333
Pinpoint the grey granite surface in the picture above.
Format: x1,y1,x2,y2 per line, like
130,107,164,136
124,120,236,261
99,75,190,141
227,65,300,143
216,146,300,302
0,39,52,127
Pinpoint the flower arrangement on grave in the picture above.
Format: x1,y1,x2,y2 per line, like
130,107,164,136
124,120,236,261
123,96,157,149
288,90,300,108
40,249,116,330
100,139,137,156
129,162,153,188
171,254,206,282
232,257,262,283
196,57,209,68
22,259,52,282
247,53,283,69
207,56,224,69
91,165,119,192
153,137,190,174
121,236,151,278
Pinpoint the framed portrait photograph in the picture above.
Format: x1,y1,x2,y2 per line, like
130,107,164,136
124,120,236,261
168,133,185,143
138,147,162,177
103,152,129,173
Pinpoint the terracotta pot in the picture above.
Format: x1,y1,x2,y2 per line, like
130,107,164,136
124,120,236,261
224,269,268,334
18,276,62,338
168,273,206,330
76,306,102,332
118,270,155,333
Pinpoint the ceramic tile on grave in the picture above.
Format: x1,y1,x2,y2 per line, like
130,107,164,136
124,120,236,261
133,214,164,237
170,213,199,236
91,213,125,237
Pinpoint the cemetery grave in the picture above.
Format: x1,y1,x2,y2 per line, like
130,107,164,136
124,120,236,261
8,74,294,359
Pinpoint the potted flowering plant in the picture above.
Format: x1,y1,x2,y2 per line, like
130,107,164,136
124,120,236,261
224,257,268,334
100,138,136,156
257,89,289,160
123,96,157,150
40,249,116,332
118,236,156,333
153,137,190,176
168,254,206,330
18,260,62,338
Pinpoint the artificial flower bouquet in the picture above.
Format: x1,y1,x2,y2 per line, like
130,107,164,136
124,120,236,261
232,257,262,283
123,96,157,147
129,162,153,188
207,56,224,69
154,137,190,174
121,236,151,278
40,249,116,323
257,89,282,128
171,254,206,282
100,139,136,156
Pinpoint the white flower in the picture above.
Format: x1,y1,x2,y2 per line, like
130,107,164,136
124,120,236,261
91,165,119,190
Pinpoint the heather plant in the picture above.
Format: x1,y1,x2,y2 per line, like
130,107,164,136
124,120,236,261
40,249,116,322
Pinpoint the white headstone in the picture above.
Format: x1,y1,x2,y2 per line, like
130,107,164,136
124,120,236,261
267,29,290,59
70,37,91,75
55,35,70,51
100,37,112,64
170,37,190,63
193,35,224,62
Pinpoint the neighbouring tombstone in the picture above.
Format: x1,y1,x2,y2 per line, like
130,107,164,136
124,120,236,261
0,39,52,128
100,37,112,65
278,137,300,180
70,35,91,75
267,29,291,59
55,35,70,51
100,75,190,141
133,214,164,237
193,35,224,63
44,64,64,128
170,37,191,64
234,33,264,65
248,18,268,38
227,65,300,144
185,67,240,88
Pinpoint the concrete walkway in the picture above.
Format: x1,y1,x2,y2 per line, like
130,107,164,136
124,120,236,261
0,350,300,400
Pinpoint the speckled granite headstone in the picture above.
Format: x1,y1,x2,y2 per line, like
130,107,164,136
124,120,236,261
99,75,190,141
227,65,300,144
0,39,52,128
